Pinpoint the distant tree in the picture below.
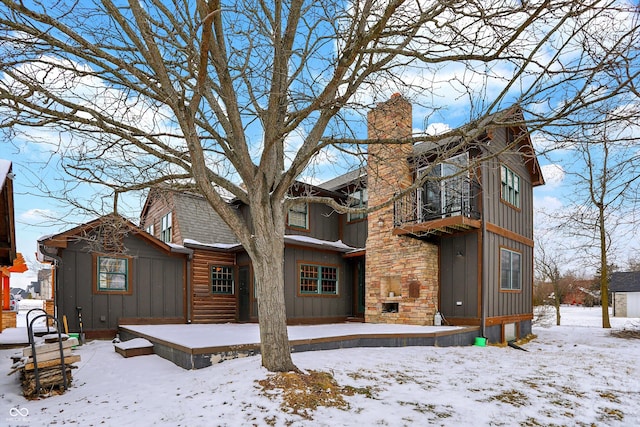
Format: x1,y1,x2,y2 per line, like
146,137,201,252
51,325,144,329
626,257,640,272
1,1,639,369
535,234,566,325
546,107,640,328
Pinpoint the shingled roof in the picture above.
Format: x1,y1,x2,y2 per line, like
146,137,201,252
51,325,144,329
172,192,238,245
609,271,640,293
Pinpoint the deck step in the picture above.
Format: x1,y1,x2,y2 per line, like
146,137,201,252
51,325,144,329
114,338,154,358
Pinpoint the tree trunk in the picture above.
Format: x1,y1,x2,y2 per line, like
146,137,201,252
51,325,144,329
554,283,561,326
599,211,611,328
250,205,298,372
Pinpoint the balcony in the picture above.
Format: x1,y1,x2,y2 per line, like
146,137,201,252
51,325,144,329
393,179,482,238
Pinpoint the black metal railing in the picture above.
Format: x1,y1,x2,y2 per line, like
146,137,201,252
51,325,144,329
394,179,481,227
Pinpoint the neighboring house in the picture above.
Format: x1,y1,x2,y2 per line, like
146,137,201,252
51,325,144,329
37,267,54,301
37,215,191,338
138,94,543,343
561,279,599,306
610,271,640,318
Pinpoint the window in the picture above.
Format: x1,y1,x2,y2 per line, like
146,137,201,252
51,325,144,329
145,223,154,236
299,264,338,295
288,202,308,229
160,212,172,243
96,255,130,292
347,188,368,222
211,265,234,294
500,248,521,291
501,165,520,208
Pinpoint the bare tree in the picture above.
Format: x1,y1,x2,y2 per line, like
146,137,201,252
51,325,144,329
1,1,639,370
535,234,565,325
545,106,640,328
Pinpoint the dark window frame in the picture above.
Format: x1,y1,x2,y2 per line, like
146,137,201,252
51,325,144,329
210,264,235,294
92,253,134,295
298,262,339,296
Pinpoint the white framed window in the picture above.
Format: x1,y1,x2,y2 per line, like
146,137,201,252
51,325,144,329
160,212,172,243
347,188,368,222
145,223,154,236
288,202,308,229
501,165,521,208
500,248,522,291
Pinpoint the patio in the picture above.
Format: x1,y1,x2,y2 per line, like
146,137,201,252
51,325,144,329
118,322,481,369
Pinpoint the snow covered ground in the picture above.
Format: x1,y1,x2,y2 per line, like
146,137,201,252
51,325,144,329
2,306,639,427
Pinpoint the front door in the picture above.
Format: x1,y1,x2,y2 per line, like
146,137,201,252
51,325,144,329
238,266,250,322
352,257,366,316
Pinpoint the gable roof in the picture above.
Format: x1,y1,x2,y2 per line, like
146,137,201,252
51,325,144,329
37,214,191,258
318,167,367,192
320,106,545,191
412,106,544,187
609,271,640,293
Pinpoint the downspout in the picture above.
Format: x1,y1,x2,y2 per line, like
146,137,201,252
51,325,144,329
186,253,192,323
37,242,63,326
480,157,489,339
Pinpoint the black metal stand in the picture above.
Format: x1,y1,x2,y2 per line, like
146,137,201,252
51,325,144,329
26,313,67,397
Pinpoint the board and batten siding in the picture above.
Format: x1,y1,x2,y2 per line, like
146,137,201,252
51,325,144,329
57,234,186,333
342,217,367,248
439,232,480,320
190,248,237,323
484,233,533,318
481,127,535,239
477,127,535,320
286,203,340,242
283,246,353,321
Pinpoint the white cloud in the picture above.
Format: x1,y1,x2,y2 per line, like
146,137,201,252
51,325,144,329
534,195,564,214
424,122,451,136
540,164,564,188
20,208,57,222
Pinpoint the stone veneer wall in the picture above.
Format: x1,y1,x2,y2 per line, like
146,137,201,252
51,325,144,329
365,94,440,325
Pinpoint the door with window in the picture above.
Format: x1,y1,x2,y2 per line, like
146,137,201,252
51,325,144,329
418,153,469,220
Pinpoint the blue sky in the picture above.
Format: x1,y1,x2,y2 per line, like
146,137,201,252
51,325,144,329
3,0,639,288
3,108,570,290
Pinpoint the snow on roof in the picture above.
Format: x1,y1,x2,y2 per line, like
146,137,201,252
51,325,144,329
0,158,12,191
284,235,358,252
183,239,242,250
166,242,193,254
182,236,361,254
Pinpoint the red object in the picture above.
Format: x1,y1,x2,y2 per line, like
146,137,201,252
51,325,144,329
2,275,9,311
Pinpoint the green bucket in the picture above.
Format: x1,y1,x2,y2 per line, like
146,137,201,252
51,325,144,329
69,333,80,348
474,337,487,347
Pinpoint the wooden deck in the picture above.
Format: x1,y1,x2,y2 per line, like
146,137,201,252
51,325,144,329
118,323,481,370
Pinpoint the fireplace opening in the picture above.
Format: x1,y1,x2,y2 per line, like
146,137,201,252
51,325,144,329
382,302,399,313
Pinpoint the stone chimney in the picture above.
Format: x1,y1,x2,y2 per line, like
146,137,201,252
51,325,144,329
365,94,439,325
